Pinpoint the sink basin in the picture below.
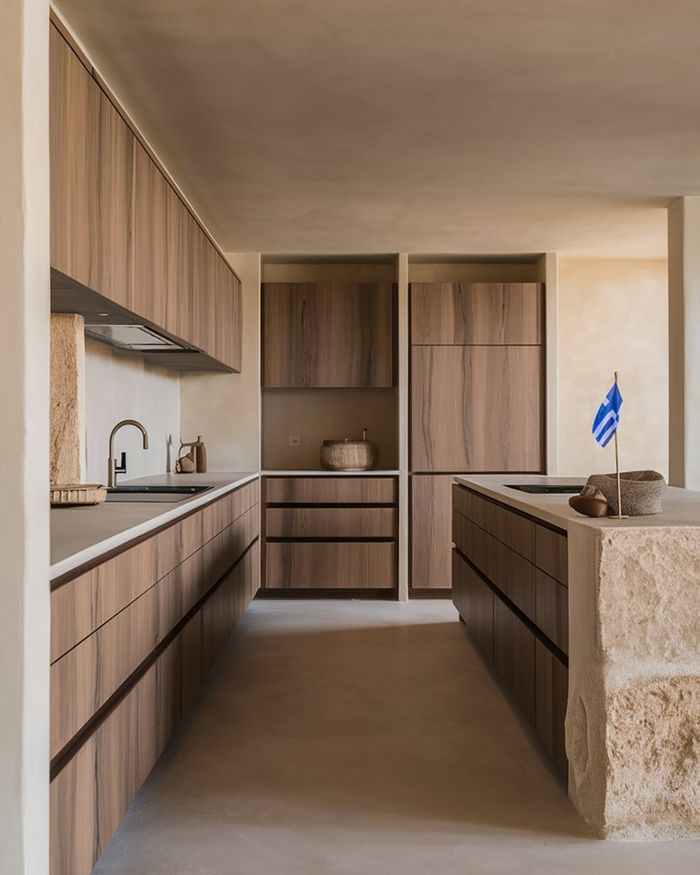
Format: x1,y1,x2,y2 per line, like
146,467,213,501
106,484,211,503
505,484,582,495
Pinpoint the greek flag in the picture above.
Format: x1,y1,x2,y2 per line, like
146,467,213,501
592,382,623,447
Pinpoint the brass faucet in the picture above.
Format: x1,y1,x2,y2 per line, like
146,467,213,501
108,419,149,487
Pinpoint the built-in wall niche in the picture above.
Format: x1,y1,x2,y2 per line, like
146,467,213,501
261,255,399,471
407,252,547,284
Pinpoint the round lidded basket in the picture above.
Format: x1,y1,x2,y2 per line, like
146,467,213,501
586,470,665,516
320,432,379,471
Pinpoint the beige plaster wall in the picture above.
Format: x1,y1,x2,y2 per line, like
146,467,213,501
557,259,668,478
179,253,261,472
0,0,51,871
84,340,181,483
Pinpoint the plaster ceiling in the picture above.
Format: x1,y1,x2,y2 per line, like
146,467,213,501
54,0,700,257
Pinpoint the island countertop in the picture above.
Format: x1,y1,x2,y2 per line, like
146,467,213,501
454,473,700,531
50,472,258,581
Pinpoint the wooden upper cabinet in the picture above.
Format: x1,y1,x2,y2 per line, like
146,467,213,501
49,24,242,372
262,283,394,388
410,282,543,345
50,24,133,308
411,345,543,472
131,141,168,326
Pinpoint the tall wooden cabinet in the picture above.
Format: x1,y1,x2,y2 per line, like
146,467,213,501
50,19,242,373
410,281,545,592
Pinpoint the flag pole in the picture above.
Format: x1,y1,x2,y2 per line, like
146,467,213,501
613,371,623,519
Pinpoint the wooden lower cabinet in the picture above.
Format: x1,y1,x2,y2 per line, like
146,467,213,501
50,482,260,875
535,641,568,778
452,483,569,779
262,475,399,592
452,550,493,659
411,474,458,590
267,541,396,589
493,597,536,724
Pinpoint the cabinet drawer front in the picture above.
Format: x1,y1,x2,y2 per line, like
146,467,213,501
493,598,536,725
411,282,543,345
535,525,568,584
535,641,568,778
266,506,396,538
411,345,543,472
535,570,569,655
265,476,396,505
452,550,494,659
266,542,396,589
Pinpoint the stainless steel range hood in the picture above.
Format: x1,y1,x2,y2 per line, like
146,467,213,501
85,323,191,352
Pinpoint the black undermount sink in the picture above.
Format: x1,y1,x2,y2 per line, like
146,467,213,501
505,484,582,495
106,484,211,503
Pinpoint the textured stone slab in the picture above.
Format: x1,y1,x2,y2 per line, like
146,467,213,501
50,313,85,485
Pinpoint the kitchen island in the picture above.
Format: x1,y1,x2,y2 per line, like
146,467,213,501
452,474,700,841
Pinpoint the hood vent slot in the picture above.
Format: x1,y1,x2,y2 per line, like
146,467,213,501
85,324,191,352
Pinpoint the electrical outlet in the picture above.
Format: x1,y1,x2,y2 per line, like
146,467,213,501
288,433,302,447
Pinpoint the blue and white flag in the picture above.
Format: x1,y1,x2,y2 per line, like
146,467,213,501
592,382,623,447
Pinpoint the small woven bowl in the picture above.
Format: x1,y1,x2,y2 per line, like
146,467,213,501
586,470,665,516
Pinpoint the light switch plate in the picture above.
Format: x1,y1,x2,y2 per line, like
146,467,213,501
288,433,301,447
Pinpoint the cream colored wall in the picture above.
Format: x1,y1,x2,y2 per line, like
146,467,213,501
557,259,668,478
0,0,50,872
179,253,261,472
84,340,181,482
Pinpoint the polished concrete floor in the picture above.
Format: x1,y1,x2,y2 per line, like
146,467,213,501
94,600,699,874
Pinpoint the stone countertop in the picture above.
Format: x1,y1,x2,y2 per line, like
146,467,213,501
261,470,400,476
51,472,258,581
454,473,700,532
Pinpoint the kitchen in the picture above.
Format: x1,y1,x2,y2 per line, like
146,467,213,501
3,2,699,875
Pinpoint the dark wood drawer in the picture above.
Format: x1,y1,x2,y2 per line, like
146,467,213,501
452,550,494,659
265,476,396,505
535,570,569,655
535,641,568,779
535,525,568,585
266,506,397,538
493,598,536,725
266,542,396,589
453,485,535,562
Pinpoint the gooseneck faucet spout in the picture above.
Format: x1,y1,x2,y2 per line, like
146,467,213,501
108,419,150,487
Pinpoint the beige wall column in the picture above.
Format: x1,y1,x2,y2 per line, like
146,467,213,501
0,0,51,872
668,197,700,488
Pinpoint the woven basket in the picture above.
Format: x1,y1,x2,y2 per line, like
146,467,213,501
586,470,665,516
50,483,107,507
320,438,378,471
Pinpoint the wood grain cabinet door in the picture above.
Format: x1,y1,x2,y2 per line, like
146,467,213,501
493,598,535,724
50,25,133,307
411,475,459,590
411,282,543,345
262,282,394,387
131,141,168,326
411,345,543,472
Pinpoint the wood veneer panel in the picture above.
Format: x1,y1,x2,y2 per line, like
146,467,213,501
265,476,397,505
50,25,133,308
266,506,397,538
535,570,569,655
262,282,394,388
266,541,396,589
535,526,568,585
411,282,543,345
131,140,168,325
165,184,194,341
411,475,457,589
452,550,494,659
493,597,536,725
535,641,568,779
411,345,543,472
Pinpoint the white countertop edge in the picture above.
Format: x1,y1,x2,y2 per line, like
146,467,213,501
50,472,259,581
261,470,400,477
